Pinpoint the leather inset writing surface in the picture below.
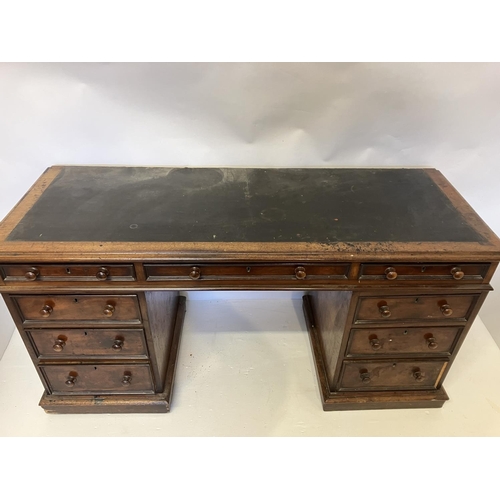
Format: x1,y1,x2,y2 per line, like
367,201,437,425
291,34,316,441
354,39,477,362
6,167,486,243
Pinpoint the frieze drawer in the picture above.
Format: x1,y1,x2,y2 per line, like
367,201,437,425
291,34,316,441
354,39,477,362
1,264,136,282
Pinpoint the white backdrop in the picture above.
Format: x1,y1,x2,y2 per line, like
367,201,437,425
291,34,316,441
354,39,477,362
1,62,499,357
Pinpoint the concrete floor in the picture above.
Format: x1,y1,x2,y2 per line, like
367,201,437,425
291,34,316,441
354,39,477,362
1,295,500,436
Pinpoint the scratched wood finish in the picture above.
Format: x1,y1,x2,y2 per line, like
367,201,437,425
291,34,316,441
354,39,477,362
13,294,142,324
1,264,136,282
359,263,489,281
28,328,148,358
41,363,155,394
338,359,448,391
346,326,461,357
309,290,354,389
354,294,479,323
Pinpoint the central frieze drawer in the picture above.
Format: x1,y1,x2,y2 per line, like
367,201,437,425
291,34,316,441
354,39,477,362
1,264,136,282
354,294,479,323
13,295,142,324
41,364,154,394
346,327,461,357
144,263,349,281
339,360,448,391
28,328,148,358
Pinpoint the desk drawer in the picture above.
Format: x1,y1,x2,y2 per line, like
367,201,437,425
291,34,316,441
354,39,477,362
339,360,448,391
28,328,147,358
359,263,488,282
144,263,349,281
41,364,154,394
14,295,142,324
1,264,136,282
354,294,479,323
346,327,461,357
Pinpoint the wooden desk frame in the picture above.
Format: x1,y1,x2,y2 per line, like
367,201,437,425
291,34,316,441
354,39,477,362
1,166,499,413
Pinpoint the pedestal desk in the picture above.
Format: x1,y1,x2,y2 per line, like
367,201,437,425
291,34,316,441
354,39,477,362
0,166,499,413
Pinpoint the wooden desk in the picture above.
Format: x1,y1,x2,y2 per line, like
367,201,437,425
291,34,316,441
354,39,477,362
0,166,499,413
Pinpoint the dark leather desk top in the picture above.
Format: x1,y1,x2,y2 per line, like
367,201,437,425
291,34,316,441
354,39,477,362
1,166,499,262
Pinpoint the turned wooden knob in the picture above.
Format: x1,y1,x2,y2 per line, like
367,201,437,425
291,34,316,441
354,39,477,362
65,375,77,387
379,305,391,318
427,337,438,349
40,304,53,317
112,339,124,351
451,267,464,280
360,372,371,384
440,303,453,317
413,369,425,381
295,266,307,280
52,338,66,352
103,304,115,317
96,267,110,280
189,266,201,280
122,374,132,386
369,338,382,351
25,267,40,281
385,267,398,280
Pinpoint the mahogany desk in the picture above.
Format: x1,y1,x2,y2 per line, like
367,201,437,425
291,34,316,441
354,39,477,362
0,166,499,413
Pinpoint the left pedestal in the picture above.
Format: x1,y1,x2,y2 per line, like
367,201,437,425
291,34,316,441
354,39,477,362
2,291,186,414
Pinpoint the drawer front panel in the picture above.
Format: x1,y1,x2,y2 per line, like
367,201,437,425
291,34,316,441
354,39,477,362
14,295,142,324
346,327,461,357
28,328,147,358
41,364,154,394
144,263,349,281
354,294,479,323
1,264,136,282
339,360,448,391
359,263,488,282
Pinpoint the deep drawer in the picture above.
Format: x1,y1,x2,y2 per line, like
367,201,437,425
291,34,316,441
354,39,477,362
1,264,136,282
346,326,461,357
13,295,142,324
144,263,349,281
41,364,154,394
359,263,488,282
354,294,479,323
28,328,148,358
339,359,448,391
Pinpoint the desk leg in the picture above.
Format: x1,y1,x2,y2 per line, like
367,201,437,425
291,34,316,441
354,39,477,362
303,294,448,411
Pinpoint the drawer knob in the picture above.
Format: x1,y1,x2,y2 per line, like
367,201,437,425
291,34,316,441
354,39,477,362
451,267,464,280
440,303,453,317
25,267,40,281
52,338,66,352
103,304,115,317
112,339,124,351
96,267,110,280
40,304,53,317
427,337,438,349
295,266,307,280
413,369,425,381
122,373,132,386
379,305,391,318
385,267,398,280
189,267,201,280
360,372,371,384
65,375,77,387
369,338,382,351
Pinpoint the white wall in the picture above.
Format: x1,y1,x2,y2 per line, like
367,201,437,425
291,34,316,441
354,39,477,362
1,62,500,357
